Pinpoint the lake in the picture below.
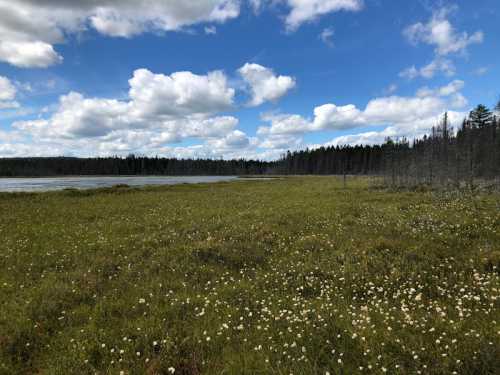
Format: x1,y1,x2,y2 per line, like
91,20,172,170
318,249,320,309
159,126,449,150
0,176,239,192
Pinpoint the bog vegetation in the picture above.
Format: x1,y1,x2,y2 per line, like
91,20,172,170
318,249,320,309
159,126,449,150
0,177,499,374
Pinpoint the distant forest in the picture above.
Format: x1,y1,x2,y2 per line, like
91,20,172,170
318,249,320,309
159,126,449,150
1,103,499,188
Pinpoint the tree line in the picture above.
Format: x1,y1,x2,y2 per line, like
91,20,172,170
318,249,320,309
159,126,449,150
379,104,500,188
1,103,499,188
0,156,272,177
275,103,500,188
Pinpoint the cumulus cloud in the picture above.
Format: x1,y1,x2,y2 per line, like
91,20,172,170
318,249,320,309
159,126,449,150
258,80,469,140
129,68,234,117
206,130,251,150
285,0,363,31
258,133,303,150
2,63,304,158
9,67,242,157
250,0,363,31
0,76,16,101
0,1,365,67
4,70,471,159
0,76,20,109
404,7,483,56
238,63,296,106
0,40,63,68
416,79,464,98
325,110,467,147
400,7,483,80
313,103,366,129
400,58,456,80
258,102,369,136
258,113,311,135
15,67,235,140
0,0,240,67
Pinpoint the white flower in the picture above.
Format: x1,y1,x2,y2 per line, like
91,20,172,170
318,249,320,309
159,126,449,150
168,367,175,374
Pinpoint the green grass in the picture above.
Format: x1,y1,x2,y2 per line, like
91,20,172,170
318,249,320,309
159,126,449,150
0,177,499,374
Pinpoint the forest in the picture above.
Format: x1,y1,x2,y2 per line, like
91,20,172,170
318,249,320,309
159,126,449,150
1,103,499,188
281,103,500,188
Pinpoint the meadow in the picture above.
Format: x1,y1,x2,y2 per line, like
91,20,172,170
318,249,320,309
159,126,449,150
0,177,498,374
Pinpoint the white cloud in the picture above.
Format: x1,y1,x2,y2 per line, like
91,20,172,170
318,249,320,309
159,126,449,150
363,96,444,124
258,80,469,141
401,7,483,80
148,132,262,160
404,7,483,56
0,1,365,68
258,133,303,150
0,142,61,157
0,76,17,101
415,80,468,110
249,0,264,12
325,110,467,147
204,25,217,35
238,63,296,106
129,68,234,117
284,0,363,31
207,130,251,150
400,58,455,80
0,75,20,109
0,0,240,67
5,71,471,159
10,68,239,157
258,103,366,136
2,63,302,158
313,103,365,129
258,113,311,135
248,0,363,31
0,40,63,68
0,101,20,110
319,27,334,46
326,130,393,147
10,114,244,158
258,102,369,136
416,79,464,98
382,84,398,95
89,8,144,38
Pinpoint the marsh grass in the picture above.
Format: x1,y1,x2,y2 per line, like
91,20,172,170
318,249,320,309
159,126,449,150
0,177,499,374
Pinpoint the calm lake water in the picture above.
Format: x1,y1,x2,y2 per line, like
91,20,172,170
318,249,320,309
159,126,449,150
0,176,239,192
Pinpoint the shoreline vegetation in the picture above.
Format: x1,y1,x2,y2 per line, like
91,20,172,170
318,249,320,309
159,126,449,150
0,176,281,194
0,176,498,374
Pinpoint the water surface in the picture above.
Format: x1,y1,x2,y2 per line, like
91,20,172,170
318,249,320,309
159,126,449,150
0,176,239,192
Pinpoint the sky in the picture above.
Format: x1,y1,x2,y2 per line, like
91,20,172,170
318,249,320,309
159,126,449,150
0,0,498,160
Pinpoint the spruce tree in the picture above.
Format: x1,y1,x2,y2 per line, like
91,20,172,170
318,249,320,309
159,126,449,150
469,104,493,128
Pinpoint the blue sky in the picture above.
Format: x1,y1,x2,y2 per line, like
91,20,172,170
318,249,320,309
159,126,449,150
0,0,498,159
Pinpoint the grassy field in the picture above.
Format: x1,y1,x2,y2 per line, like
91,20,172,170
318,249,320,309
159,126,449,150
0,177,499,374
